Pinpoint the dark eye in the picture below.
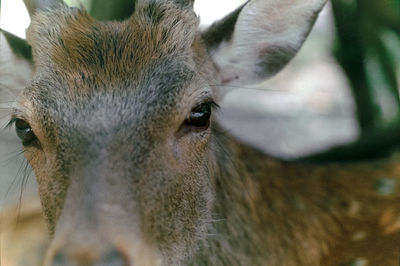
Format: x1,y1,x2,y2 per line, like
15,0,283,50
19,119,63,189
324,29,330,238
185,102,214,130
15,119,37,146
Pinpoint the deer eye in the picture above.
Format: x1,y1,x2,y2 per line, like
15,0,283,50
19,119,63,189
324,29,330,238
185,102,214,130
15,119,37,146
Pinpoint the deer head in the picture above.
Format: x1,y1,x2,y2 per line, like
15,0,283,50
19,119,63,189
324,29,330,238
8,0,327,264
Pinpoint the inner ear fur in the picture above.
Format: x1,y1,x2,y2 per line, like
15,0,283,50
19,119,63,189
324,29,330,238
201,0,328,86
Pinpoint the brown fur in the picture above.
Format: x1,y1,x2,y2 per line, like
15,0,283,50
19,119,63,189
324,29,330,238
4,0,400,265
195,133,400,265
27,4,198,93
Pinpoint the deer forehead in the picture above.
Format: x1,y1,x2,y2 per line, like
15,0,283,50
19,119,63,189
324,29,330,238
26,3,200,93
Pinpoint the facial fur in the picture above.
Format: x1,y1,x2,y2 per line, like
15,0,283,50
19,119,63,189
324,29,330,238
19,1,218,264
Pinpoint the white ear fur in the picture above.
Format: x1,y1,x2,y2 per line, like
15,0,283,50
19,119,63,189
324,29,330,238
207,0,328,86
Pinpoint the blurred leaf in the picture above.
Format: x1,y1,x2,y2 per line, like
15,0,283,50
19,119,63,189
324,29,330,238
89,0,135,21
375,31,399,103
365,53,399,122
376,0,400,35
331,0,381,133
381,29,400,87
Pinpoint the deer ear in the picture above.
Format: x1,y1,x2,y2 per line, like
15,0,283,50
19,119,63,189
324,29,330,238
202,0,328,86
23,0,66,17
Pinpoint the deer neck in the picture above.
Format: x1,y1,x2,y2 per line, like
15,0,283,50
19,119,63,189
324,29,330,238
188,125,337,265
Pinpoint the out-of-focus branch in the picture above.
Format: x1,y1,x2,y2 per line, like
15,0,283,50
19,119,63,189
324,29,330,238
331,0,381,134
374,34,400,107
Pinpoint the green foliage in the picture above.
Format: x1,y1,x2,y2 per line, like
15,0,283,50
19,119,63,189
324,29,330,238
332,0,400,133
64,0,135,21
89,0,135,21
310,0,400,161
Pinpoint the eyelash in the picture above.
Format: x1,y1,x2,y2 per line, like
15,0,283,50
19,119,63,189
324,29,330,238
6,118,17,129
201,101,219,111
5,101,220,142
210,101,220,109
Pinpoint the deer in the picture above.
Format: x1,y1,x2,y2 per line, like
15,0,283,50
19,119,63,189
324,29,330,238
1,0,400,265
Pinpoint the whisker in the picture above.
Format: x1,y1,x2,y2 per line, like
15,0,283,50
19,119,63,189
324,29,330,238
0,150,32,230
16,160,32,225
0,83,17,93
205,218,226,223
0,149,24,165
0,115,17,132
3,153,26,202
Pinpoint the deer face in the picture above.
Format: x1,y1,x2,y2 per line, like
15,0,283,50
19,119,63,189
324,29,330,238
10,0,327,264
16,2,217,264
